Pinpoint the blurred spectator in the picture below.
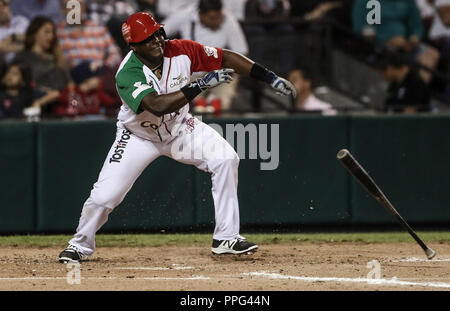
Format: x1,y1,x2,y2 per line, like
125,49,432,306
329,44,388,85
417,0,436,17
378,53,431,113
11,0,64,24
245,0,291,22
223,0,247,22
244,0,295,76
163,0,247,54
246,0,291,17
157,0,248,21
287,68,337,115
157,0,195,19
14,16,72,117
54,61,116,117
86,0,137,25
291,0,344,22
57,0,122,69
426,0,450,97
429,0,450,40
163,0,248,113
416,0,436,33
0,0,29,64
86,0,138,56
137,0,157,16
0,61,32,119
353,0,440,84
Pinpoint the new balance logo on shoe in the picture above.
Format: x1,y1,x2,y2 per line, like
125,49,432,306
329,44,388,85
211,237,258,254
222,240,237,249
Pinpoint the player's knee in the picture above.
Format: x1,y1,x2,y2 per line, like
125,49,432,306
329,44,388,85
90,189,124,210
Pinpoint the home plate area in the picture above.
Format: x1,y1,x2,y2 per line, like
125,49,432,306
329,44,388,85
0,243,449,290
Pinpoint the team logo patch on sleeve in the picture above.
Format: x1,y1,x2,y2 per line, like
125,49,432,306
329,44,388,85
185,117,197,134
132,81,153,99
203,46,218,59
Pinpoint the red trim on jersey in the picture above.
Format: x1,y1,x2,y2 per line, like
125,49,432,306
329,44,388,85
163,39,223,74
164,122,172,135
165,57,172,94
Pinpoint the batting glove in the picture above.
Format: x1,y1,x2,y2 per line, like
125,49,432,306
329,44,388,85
270,75,297,98
181,68,234,101
196,68,234,91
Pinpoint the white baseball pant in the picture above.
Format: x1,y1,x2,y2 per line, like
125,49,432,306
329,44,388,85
69,115,241,256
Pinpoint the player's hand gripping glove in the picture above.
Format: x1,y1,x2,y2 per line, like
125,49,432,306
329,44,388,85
181,68,234,101
250,63,297,98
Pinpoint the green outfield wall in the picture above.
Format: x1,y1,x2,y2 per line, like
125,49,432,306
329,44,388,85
0,115,449,233
349,115,450,224
0,122,35,232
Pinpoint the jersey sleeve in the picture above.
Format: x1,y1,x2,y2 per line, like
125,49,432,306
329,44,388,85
116,67,156,113
180,40,223,73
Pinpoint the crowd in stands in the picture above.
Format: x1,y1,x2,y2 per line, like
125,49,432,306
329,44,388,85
1,0,450,121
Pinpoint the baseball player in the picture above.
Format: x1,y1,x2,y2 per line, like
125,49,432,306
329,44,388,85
59,12,296,263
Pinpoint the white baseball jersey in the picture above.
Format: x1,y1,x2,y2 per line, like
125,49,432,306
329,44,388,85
115,39,223,142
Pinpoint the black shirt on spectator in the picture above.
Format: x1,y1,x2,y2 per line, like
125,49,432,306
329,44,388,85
384,69,431,113
0,91,30,119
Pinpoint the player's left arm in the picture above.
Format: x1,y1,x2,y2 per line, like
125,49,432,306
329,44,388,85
222,49,296,98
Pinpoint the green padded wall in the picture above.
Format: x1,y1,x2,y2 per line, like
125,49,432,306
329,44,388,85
36,120,116,232
36,120,194,232
3,114,450,234
0,122,35,233
195,116,351,228
103,157,195,232
350,115,450,224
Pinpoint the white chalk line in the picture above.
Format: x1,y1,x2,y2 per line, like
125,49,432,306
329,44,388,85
114,266,193,271
243,272,450,289
402,277,450,281
391,257,450,263
2,274,450,287
0,264,201,282
136,276,210,280
0,276,210,281
0,277,114,281
2,268,450,288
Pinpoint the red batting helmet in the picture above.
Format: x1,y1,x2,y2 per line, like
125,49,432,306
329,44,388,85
122,12,164,44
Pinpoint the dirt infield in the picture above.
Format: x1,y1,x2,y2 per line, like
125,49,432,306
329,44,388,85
1,242,449,291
